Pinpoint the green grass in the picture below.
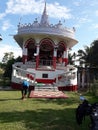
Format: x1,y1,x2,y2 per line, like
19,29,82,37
0,91,97,130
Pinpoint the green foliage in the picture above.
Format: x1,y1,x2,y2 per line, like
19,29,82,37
2,52,14,64
2,56,22,79
0,52,15,79
77,45,91,67
90,79,98,96
68,52,76,65
3,58,15,79
77,40,98,67
89,40,98,67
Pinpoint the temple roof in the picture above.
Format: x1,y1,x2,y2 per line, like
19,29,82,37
16,1,78,48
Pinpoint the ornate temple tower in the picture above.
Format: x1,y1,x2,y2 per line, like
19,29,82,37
11,2,78,91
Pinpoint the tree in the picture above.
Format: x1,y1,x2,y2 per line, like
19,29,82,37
77,45,91,67
2,53,22,79
3,58,15,79
89,40,98,67
68,52,76,65
2,52,14,64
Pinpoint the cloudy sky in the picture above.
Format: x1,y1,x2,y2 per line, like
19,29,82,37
0,0,98,61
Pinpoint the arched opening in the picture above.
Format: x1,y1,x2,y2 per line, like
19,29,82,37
39,38,54,66
25,38,36,61
57,42,65,63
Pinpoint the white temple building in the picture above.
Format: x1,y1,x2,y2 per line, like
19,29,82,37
11,2,78,91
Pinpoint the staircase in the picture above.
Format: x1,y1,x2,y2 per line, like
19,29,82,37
12,64,59,91
34,83,58,91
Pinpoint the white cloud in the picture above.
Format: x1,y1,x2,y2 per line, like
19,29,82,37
78,17,90,24
74,16,91,28
0,13,6,20
0,44,22,62
92,24,98,29
4,0,72,19
48,2,72,19
2,20,13,31
6,0,38,15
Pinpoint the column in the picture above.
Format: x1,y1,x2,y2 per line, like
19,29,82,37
63,48,68,66
22,45,27,64
36,44,40,69
53,46,57,69
82,69,85,88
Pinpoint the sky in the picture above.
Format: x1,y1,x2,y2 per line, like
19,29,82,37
0,0,98,61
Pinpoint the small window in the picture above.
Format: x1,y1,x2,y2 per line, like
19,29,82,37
42,74,48,78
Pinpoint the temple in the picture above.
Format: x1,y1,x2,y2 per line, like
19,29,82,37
11,2,78,91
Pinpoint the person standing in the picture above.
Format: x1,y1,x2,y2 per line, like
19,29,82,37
21,79,29,100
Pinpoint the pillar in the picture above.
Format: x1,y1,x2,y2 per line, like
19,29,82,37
53,46,57,69
63,48,68,66
22,45,27,64
36,44,40,69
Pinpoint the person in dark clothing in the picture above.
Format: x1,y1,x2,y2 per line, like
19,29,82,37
76,100,91,125
21,79,29,100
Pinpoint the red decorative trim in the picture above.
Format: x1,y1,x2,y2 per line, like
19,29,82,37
58,85,78,91
53,57,56,69
58,41,66,50
63,58,68,65
40,38,54,46
24,38,35,48
11,82,78,91
58,76,62,80
27,74,34,80
36,55,39,69
36,68,55,71
22,55,27,64
36,79,56,83
11,82,34,90
27,74,56,83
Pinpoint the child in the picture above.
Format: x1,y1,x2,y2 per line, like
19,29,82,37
21,79,29,100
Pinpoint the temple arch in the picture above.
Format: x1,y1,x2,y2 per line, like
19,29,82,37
39,38,54,65
25,38,36,61
57,41,66,63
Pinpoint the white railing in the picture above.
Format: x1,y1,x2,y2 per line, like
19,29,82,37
55,69,77,86
14,61,36,69
12,64,36,85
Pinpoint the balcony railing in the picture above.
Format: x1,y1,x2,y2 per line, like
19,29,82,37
39,59,53,66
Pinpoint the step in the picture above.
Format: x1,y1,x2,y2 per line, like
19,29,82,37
34,87,58,91
34,84,58,91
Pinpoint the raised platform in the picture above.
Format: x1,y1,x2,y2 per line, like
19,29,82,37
29,90,68,99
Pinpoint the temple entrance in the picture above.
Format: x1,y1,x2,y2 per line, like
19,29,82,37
39,38,54,66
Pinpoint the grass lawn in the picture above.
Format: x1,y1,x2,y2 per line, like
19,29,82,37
0,90,97,130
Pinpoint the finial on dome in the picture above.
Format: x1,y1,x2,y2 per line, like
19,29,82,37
40,1,49,26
